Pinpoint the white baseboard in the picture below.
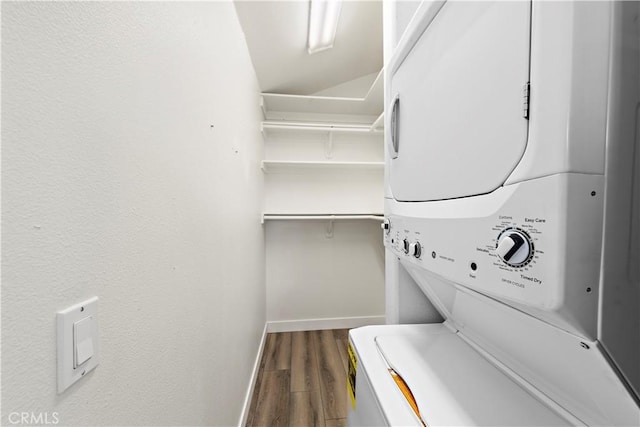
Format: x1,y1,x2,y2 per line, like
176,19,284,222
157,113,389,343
266,315,385,333
237,322,268,427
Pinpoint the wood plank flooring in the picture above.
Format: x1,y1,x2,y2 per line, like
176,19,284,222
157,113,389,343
246,329,350,427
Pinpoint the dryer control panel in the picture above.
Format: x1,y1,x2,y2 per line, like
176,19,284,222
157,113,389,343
386,213,547,296
384,173,604,338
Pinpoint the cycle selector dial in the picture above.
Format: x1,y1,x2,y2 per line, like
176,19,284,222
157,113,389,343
495,228,534,267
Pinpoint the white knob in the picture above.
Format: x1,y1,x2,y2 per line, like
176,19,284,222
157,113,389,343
381,219,390,234
495,230,531,266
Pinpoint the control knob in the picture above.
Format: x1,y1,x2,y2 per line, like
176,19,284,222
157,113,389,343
381,218,391,234
495,229,533,267
402,239,410,254
409,242,421,258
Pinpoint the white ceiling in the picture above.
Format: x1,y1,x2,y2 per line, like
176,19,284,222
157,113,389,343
234,1,383,95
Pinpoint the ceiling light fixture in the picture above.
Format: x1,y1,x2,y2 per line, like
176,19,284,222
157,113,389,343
307,0,343,54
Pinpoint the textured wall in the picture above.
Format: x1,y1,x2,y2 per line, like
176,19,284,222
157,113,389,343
2,2,265,425
266,220,385,324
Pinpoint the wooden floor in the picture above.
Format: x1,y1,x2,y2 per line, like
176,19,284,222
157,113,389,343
246,329,351,427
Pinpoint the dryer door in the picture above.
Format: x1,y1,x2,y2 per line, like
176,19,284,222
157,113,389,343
389,1,531,202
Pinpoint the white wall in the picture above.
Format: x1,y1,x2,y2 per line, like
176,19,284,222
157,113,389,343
313,72,380,98
266,220,385,330
2,2,265,426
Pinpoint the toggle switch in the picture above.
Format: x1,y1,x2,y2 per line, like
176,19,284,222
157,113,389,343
73,316,94,368
57,297,99,393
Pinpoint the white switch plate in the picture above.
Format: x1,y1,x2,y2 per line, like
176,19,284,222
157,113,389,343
57,297,99,393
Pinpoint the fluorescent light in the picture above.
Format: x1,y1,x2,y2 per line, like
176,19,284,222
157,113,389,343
308,0,343,54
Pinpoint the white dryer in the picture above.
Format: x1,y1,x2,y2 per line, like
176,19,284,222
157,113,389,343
348,1,640,426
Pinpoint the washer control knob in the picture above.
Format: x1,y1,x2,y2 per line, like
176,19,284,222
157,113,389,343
495,229,532,267
410,242,421,258
402,239,410,254
381,218,391,234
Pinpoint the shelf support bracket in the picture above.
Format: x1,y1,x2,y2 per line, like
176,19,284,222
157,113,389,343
324,131,334,159
325,217,335,239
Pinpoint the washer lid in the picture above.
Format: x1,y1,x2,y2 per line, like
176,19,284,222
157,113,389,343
374,333,569,426
388,1,530,201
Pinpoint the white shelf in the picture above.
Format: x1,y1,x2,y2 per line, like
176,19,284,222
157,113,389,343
262,213,384,224
261,69,383,121
261,121,382,135
261,160,384,173
260,70,384,223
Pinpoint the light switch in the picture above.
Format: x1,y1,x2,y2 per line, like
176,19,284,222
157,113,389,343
73,316,94,368
57,297,99,393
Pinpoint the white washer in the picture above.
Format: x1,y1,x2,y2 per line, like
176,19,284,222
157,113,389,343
348,324,570,426
348,1,640,426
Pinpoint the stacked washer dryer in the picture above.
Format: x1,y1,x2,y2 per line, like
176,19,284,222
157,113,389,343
347,1,640,426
